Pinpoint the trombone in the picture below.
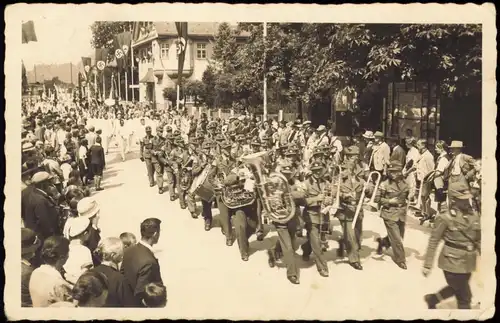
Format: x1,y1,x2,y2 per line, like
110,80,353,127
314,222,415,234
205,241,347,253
352,171,382,229
319,165,342,250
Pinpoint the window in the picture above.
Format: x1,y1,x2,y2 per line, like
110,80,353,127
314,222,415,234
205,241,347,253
185,95,195,103
196,43,207,59
160,42,169,59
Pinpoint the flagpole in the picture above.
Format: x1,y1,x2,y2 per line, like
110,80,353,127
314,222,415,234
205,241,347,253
94,72,98,99
131,49,135,102
102,71,105,101
263,22,267,121
125,71,128,102
118,70,122,100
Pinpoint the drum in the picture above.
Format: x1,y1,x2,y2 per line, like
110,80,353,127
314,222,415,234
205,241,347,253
189,166,215,202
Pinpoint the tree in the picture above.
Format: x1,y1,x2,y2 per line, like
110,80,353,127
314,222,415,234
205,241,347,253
184,80,205,106
201,65,217,108
90,21,133,49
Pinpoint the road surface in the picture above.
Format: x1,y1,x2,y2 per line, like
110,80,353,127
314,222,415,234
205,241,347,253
92,142,484,320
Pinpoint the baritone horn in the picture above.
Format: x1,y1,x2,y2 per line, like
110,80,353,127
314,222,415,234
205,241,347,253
352,171,382,229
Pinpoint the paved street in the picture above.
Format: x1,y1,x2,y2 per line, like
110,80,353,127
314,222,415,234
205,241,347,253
93,141,484,319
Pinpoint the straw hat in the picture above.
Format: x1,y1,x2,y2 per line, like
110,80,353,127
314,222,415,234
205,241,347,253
31,171,53,184
362,131,375,139
77,197,100,219
449,140,464,149
68,216,91,238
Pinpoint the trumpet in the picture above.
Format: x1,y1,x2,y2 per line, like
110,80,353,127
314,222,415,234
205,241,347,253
352,171,382,229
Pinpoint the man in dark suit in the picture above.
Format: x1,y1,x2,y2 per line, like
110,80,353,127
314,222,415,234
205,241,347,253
89,136,106,191
121,218,163,306
21,171,61,241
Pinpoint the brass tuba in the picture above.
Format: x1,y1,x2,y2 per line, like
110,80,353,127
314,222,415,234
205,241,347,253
240,151,296,224
221,164,256,209
179,157,194,191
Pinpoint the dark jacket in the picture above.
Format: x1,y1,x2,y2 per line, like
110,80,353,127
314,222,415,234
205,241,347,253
92,264,137,307
21,186,60,240
89,144,106,167
121,242,163,303
21,261,35,307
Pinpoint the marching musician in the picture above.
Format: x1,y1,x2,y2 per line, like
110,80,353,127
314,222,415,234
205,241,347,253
162,134,177,201
267,160,305,284
172,139,190,209
415,139,435,220
444,141,478,212
151,126,166,195
300,160,331,278
374,161,410,270
213,141,237,240
333,146,368,270
139,126,155,187
222,162,258,261
196,142,216,229
422,196,480,309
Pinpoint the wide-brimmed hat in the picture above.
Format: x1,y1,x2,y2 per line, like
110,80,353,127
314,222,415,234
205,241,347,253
31,171,53,184
22,228,42,255
22,142,36,153
362,131,375,139
449,140,464,149
77,197,100,219
374,131,384,138
68,216,91,238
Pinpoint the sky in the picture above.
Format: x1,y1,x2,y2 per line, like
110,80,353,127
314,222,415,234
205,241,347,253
21,16,94,70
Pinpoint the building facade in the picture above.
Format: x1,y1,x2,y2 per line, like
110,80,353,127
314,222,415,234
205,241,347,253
131,22,248,108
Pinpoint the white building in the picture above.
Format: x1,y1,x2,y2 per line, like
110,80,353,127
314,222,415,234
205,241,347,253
131,22,248,108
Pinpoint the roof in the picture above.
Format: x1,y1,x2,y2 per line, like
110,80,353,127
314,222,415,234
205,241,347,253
153,22,250,37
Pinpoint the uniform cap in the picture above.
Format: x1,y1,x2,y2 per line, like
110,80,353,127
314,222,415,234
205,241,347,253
310,161,325,170
387,161,403,171
317,125,326,132
374,131,384,138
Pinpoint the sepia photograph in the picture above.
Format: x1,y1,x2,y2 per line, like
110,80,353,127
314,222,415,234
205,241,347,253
4,3,496,321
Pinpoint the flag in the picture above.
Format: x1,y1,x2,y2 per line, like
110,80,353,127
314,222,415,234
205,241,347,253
175,22,188,86
22,20,37,44
113,32,132,70
82,57,92,79
95,48,109,71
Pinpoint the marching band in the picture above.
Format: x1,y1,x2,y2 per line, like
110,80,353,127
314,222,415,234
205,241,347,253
136,114,482,299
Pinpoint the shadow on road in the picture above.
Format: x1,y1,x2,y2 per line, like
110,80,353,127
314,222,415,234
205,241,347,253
249,236,279,256
103,182,125,190
106,150,141,165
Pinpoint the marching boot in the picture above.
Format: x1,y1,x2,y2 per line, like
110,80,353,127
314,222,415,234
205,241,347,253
288,275,300,285
349,262,363,270
376,237,384,255
226,234,234,246
424,294,439,309
204,218,212,231
336,240,345,258
267,249,276,268
190,212,198,219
